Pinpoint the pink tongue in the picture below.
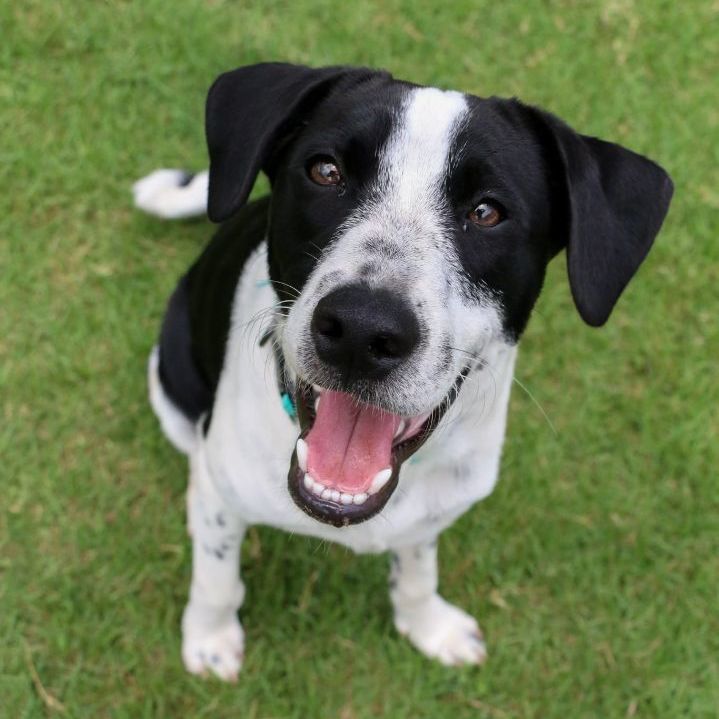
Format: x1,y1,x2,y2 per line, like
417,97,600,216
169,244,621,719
305,391,402,493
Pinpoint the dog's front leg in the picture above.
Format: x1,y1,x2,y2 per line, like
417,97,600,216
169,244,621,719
181,452,246,681
389,539,487,666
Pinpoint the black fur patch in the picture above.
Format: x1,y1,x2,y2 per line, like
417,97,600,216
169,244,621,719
157,197,270,423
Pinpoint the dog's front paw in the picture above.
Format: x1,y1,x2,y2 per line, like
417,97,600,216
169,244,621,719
181,606,245,682
394,594,487,666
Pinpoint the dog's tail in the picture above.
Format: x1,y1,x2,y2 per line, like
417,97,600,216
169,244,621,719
132,169,209,220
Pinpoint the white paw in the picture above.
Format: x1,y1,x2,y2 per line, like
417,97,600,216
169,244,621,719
181,607,245,682
394,595,487,666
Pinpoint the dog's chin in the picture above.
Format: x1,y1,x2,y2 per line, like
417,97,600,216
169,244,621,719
287,373,467,528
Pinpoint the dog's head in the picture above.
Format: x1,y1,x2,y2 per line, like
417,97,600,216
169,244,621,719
206,63,673,527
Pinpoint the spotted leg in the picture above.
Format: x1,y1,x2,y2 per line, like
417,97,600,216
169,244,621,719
389,539,487,666
181,451,246,681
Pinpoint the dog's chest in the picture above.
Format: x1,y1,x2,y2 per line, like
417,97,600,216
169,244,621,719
200,247,514,553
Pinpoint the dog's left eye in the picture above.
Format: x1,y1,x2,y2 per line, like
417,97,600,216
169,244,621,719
308,157,343,187
467,200,504,228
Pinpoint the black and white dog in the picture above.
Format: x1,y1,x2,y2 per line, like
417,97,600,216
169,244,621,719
133,63,672,680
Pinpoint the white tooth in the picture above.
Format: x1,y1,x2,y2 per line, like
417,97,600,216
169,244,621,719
303,474,313,490
314,395,321,412
321,488,333,500
353,493,368,505
296,438,308,472
311,478,324,495
369,468,392,495
394,420,406,439
340,493,353,505
331,490,340,502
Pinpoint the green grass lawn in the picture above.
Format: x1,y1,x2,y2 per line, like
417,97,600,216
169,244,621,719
2,1,717,716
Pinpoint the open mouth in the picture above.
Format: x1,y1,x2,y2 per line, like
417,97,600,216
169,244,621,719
287,373,467,527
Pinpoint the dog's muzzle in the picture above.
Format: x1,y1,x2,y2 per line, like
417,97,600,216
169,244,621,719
283,285,467,526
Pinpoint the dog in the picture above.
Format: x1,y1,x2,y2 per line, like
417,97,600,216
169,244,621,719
133,62,672,680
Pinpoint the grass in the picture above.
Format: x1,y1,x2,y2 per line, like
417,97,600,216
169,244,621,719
1,0,717,716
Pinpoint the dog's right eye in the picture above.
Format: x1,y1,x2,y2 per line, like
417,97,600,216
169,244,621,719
308,157,342,187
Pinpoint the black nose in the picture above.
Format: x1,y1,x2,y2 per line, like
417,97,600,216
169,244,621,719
311,285,420,381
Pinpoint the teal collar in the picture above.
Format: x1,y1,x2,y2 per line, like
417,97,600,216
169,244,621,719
280,391,297,421
260,329,297,422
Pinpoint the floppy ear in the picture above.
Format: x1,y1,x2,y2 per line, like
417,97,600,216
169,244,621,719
530,108,673,326
205,62,386,222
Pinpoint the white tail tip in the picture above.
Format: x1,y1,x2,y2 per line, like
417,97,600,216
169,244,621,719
132,169,209,220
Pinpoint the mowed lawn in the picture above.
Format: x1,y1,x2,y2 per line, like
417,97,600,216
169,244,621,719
2,1,717,717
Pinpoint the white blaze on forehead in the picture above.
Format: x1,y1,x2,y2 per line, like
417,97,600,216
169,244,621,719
380,87,468,211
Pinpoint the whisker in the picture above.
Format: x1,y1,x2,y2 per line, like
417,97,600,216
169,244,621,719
269,279,301,298
308,241,326,258
445,344,481,362
512,375,558,436
303,249,321,263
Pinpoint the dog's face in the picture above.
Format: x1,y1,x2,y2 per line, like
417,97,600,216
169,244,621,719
206,63,672,527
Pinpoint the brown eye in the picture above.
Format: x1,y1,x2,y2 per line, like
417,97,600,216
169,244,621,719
467,200,503,228
308,158,342,186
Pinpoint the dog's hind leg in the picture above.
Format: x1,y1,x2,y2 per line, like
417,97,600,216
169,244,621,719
147,346,198,455
181,447,246,681
389,540,487,666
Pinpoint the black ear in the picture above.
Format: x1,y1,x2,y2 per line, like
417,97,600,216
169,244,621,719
205,62,386,222
530,107,673,326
